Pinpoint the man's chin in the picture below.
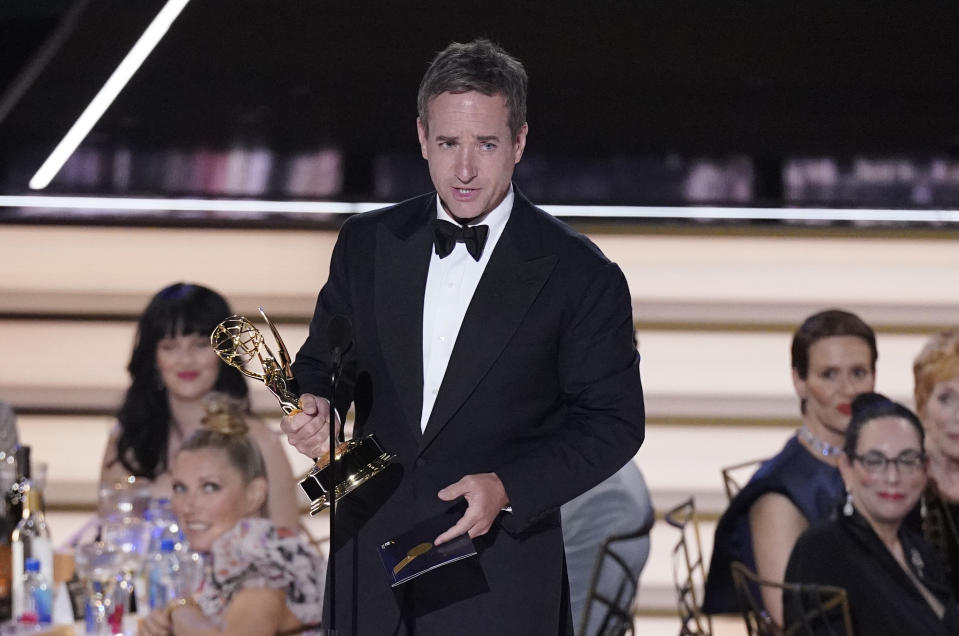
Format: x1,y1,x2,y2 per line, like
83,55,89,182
440,200,488,223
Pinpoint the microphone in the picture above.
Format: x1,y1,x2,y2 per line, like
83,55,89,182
328,314,353,446
325,313,352,636
329,314,353,369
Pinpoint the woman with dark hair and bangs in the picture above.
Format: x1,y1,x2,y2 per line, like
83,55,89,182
99,282,300,529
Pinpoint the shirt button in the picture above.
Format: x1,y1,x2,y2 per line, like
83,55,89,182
439,335,446,342
431,387,438,395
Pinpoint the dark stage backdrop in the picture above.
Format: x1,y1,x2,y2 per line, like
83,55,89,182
1,0,957,207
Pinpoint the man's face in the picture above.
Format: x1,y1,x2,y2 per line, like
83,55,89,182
417,91,527,222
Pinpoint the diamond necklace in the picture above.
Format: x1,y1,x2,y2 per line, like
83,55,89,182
798,424,843,457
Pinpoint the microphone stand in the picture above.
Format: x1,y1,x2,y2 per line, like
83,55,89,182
328,348,344,636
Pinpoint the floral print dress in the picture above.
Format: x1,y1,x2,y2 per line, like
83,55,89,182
194,517,325,633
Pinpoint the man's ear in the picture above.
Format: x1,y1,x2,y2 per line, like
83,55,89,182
512,122,528,164
417,117,429,160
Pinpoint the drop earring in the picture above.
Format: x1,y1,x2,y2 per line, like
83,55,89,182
843,490,854,517
920,495,928,520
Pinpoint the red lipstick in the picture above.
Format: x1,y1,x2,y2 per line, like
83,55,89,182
878,492,905,501
177,371,199,381
837,403,852,416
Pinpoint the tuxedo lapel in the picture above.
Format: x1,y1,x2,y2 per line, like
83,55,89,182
374,201,434,439
420,200,557,452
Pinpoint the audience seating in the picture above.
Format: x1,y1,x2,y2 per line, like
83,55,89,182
730,561,852,636
665,498,712,636
579,514,656,636
4,221,959,633
721,458,766,502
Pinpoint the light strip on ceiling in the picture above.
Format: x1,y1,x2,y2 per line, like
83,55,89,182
2,194,959,223
541,204,959,223
0,195,381,214
28,0,191,190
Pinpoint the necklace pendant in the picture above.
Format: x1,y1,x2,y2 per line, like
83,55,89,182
799,424,842,458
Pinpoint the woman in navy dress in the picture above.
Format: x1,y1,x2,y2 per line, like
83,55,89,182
703,309,877,625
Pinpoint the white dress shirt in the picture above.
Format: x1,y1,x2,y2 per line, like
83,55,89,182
420,188,514,432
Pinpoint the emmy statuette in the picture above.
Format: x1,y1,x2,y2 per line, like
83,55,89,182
210,308,394,514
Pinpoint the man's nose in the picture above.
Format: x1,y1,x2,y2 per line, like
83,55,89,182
455,147,476,183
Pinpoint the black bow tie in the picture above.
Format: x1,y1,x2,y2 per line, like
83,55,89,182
432,219,489,261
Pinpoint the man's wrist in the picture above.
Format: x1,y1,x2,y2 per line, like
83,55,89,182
489,472,510,512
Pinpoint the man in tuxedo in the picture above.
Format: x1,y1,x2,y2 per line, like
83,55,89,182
281,38,645,635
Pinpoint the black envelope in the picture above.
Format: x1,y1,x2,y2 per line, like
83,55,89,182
377,512,477,587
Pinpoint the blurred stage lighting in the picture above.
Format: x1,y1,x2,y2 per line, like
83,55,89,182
29,0,191,190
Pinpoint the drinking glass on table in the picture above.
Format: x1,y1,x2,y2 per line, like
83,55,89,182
101,517,152,614
75,542,123,636
98,478,151,520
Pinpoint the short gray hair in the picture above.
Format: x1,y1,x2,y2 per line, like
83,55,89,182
417,39,528,137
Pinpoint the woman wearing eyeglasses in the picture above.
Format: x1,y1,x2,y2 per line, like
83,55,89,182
704,309,877,624
914,331,959,597
784,392,959,635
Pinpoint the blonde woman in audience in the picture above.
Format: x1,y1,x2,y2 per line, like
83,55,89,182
785,393,958,634
914,330,959,596
99,282,300,529
703,309,877,625
139,412,325,636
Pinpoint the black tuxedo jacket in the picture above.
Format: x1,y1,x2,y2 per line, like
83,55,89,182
293,188,645,635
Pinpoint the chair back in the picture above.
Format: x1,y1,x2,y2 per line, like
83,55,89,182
720,457,766,502
729,561,853,636
578,514,655,636
664,497,712,636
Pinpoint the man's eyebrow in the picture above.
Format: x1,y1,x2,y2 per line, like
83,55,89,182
433,134,502,143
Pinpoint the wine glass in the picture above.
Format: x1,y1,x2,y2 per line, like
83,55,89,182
75,542,123,636
98,478,151,520
101,517,152,614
